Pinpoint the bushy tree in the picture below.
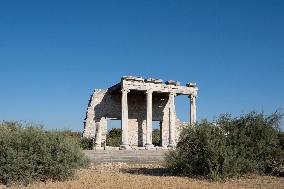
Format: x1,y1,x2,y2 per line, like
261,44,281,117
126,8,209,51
165,111,283,180
79,137,94,150
57,130,94,150
106,128,122,147
152,129,161,146
0,122,89,186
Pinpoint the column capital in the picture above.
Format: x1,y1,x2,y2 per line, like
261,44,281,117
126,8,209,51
188,93,197,99
145,89,153,94
189,94,197,104
121,88,130,93
169,91,176,96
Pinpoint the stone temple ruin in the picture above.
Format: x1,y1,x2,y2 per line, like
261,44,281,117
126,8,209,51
83,76,198,150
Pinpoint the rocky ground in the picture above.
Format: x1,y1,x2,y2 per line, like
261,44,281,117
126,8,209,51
1,163,283,189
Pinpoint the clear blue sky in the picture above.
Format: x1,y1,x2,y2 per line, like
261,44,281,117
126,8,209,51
0,0,283,131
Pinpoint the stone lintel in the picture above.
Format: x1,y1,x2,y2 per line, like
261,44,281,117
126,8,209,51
109,76,198,95
108,76,198,95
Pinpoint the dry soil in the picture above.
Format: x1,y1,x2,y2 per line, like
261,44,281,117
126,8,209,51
1,163,283,189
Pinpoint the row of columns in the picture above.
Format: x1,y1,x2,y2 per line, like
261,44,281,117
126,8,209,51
119,88,197,149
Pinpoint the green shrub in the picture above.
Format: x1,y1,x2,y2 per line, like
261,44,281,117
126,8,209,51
56,131,93,150
0,121,89,186
152,129,161,146
60,130,82,139
106,128,122,147
79,137,94,150
165,111,283,180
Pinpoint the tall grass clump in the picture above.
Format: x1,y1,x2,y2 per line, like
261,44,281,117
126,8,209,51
0,121,89,186
165,111,283,180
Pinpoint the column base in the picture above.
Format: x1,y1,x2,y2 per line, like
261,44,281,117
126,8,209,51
93,146,104,150
119,144,132,150
145,144,155,150
167,143,176,149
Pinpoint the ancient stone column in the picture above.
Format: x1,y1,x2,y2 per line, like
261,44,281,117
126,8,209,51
190,94,197,124
145,90,154,149
120,88,131,150
168,92,176,148
94,121,102,149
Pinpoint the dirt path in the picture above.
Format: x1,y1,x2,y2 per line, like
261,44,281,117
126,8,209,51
1,163,283,189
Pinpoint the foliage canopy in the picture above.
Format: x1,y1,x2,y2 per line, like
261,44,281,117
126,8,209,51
165,111,283,180
0,122,89,186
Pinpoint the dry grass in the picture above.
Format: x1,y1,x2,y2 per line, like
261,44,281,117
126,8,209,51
1,163,283,189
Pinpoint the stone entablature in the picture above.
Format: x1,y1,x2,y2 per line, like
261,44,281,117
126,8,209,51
83,76,198,150
109,76,197,96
